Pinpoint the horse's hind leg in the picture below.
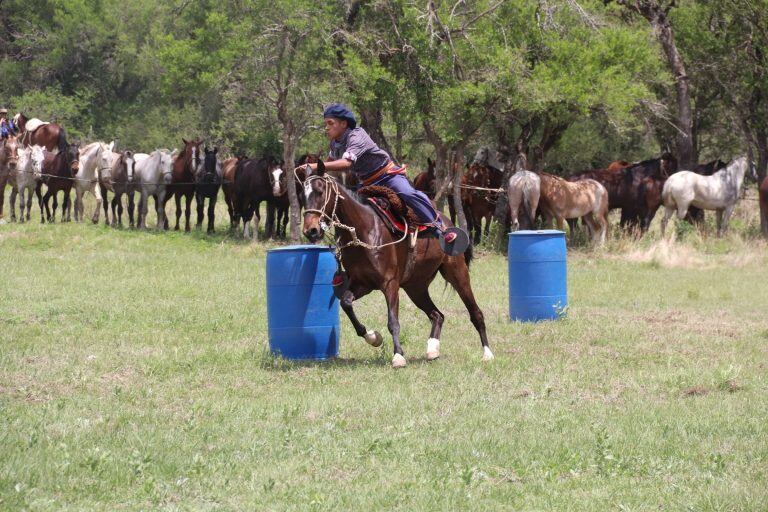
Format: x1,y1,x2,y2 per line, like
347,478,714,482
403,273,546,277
439,259,493,361
404,288,445,361
10,187,17,221
196,193,204,229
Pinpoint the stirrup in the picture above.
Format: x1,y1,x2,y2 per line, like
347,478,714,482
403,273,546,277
439,227,470,256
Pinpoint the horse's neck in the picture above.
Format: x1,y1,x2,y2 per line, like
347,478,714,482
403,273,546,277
79,147,100,177
335,189,384,240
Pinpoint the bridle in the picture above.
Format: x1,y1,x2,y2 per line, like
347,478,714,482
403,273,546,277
299,168,409,251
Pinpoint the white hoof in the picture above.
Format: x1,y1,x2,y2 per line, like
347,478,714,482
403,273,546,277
364,330,383,348
426,337,440,361
482,346,495,362
392,353,407,368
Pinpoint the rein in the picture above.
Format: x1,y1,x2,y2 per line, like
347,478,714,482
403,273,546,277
298,169,409,251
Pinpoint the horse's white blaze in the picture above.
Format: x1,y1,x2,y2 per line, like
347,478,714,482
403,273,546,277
272,168,284,196
304,180,312,201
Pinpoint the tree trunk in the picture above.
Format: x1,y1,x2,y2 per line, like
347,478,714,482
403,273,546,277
449,146,468,231
359,105,392,156
282,134,300,242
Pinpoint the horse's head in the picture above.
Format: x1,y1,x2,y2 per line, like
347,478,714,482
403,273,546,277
2,135,19,170
160,149,176,184
198,147,219,184
98,142,116,176
468,163,490,187
744,158,759,183
659,152,677,178
67,143,80,173
122,151,135,182
268,157,286,197
181,138,204,174
427,157,436,177
302,160,336,243
30,146,45,179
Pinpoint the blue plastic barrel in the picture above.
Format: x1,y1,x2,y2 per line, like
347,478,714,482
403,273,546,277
508,230,567,322
266,245,340,360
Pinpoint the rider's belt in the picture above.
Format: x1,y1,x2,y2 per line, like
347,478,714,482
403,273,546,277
360,160,408,187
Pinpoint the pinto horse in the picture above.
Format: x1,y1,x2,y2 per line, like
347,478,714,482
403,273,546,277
195,147,221,233
165,138,203,232
0,135,20,219
13,113,67,153
39,143,80,223
661,156,756,237
538,173,609,245
302,160,493,368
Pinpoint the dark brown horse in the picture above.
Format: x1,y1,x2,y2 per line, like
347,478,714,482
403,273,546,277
462,163,503,244
302,160,493,368
0,135,20,219
165,138,203,231
233,155,283,239
413,157,437,198
13,113,67,152
269,153,319,238
99,150,136,227
38,143,80,223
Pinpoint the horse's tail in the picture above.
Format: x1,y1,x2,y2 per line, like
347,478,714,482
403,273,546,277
57,127,68,152
521,179,533,221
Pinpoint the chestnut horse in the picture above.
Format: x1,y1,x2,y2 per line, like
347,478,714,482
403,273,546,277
221,155,243,229
302,160,493,368
13,113,67,152
538,173,609,245
413,157,436,198
462,163,503,244
165,138,203,231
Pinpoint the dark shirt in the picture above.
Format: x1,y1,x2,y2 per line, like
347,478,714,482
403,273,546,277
328,128,390,180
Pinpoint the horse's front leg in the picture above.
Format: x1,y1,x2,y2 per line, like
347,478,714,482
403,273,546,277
196,192,204,229
207,196,216,233
10,186,18,222
383,282,406,368
92,183,103,224
184,192,192,232
339,288,381,348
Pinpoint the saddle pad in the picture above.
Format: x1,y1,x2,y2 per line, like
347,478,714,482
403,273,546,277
25,118,50,132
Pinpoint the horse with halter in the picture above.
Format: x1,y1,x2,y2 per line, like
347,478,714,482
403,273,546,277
98,150,136,227
134,149,176,229
195,147,222,233
661,156,757,237
462,162,503,244
39,143,81,223
301,160,494,368
75,141,116,223
0,134,20,219
165,138,203,232
13,113,68,153
9,145,45,222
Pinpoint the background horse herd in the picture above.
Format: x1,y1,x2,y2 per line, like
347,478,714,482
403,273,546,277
0,114,764,246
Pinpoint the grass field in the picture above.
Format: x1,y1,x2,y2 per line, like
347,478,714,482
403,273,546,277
1,189,767,511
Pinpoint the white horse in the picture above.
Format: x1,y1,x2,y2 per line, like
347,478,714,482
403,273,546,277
661,156,757,237
507,170,540,231
9,146,45,222
75,141,118,223
134,149,176,229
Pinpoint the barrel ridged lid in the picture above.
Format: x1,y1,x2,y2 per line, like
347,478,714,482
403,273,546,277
509,230,565,237
267,244,335,253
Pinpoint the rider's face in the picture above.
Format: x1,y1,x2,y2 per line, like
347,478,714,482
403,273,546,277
324,118,348,141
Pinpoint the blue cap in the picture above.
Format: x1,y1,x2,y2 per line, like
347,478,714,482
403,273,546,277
323,103,357,129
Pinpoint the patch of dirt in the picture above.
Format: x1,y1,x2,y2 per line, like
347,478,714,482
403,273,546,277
620,239,706,269
682,385,709,397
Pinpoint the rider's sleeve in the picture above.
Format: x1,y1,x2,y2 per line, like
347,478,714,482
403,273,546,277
342,130,369,163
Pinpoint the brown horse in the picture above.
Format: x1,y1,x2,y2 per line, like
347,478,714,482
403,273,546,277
98,150,136,227
302,160,493,368
0,135,20,219
269,153,320,238
39,144,80,223
538,173,609,245
413,157,437,198
13,113,67,152
462,163,503,244
221,155,242,229
165,138,203,231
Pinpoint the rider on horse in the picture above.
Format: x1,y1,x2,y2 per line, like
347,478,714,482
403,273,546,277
301,103,459,244
0,109,18,140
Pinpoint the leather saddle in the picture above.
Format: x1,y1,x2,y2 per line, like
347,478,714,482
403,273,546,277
357,185,433,237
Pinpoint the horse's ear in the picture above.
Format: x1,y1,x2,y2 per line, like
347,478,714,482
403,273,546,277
182,138,188,145
316,160,326,176
108,141,115,151
427,157,433,166
214,147,218,154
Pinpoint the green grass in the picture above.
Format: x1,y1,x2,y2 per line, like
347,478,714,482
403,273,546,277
1,190,768,510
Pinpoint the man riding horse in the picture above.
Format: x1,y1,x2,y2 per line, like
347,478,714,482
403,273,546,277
0,109,19,140
299,103,464,250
